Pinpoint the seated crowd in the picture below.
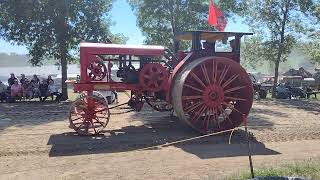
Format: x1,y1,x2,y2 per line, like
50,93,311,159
0,73,62,103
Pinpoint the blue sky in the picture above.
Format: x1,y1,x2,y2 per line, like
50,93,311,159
0,0,249,54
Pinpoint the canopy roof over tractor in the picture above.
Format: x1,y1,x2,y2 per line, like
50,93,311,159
80,42,166,56
175,30,253,42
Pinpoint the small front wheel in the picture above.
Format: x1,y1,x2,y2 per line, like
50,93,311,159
69,95,110,135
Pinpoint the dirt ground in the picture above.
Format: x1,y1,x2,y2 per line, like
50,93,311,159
0,94,320,180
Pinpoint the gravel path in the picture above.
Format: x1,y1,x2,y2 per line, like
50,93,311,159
0,97,319,180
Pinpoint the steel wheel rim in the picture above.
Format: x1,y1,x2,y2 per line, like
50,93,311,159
69,95,110,135
172,56,253,134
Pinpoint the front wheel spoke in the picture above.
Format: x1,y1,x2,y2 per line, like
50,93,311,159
184,83,204,93
95,108,107,113
224,96,247,101
84,123,89,133
95,117,105,127
76,122,87,131
224,85,247,94
71,116,84,122
222,74,239,88
190,72,206,88
91,121,97,134
75,104,87,111
96,116,107,119
182,95,202,100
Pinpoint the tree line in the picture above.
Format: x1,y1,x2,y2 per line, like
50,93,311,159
0,0,319,99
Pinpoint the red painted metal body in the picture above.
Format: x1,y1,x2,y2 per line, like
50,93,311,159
69,31,254,135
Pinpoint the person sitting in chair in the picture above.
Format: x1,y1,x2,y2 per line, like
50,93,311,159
0,80,8,102
48,79,62,102
39,79,49,102
8,73,18,87
10,79,23,100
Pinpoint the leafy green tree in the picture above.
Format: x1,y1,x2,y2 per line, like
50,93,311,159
300,32,320,65
300,4,320,65
128,0,216,51
241,36,266,70
0,0,126,100
230,0,317,97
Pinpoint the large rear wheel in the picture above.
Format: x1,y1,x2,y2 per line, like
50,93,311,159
172,56,253,134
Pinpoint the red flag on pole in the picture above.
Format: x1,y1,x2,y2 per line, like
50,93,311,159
208,0,227,31
208,0,217,26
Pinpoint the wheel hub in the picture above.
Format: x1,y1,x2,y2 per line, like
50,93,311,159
203,85,224,108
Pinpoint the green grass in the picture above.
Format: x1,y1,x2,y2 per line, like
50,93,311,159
227,159,320,180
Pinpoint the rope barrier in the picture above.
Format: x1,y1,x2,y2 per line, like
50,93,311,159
136,126,244,151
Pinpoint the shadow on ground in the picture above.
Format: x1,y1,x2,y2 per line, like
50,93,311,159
0,101,70,131
48,108,279,158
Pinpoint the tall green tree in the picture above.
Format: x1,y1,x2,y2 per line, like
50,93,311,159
0,0,126,100
241,35,266,70
128,0,217,51
229,0,317,97
300,32,320,65
300,4,320,65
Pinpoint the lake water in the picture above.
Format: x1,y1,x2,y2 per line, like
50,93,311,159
0,64,80,84
0,64,120,85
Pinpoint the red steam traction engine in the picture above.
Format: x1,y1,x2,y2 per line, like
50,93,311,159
69,31,254,136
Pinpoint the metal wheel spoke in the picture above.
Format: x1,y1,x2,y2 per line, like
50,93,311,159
224,85,247,94
190,72,206,88
75,122,86,131
212,61,218,84
184,83,204,93
71,116,84,122
76,104,87,110
218,65,230,85
214,108,221,129
95,117,105,127
96,116,107,119
201,64,211,85
222,102,244,115
202,112,210,132
192,105,207,124
224,96,247,101
222,74,239,88
95,108,107,113
91,121,97,134
182,95,202,100
84,123,89,133
184,102,204,113
218,105,233,125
